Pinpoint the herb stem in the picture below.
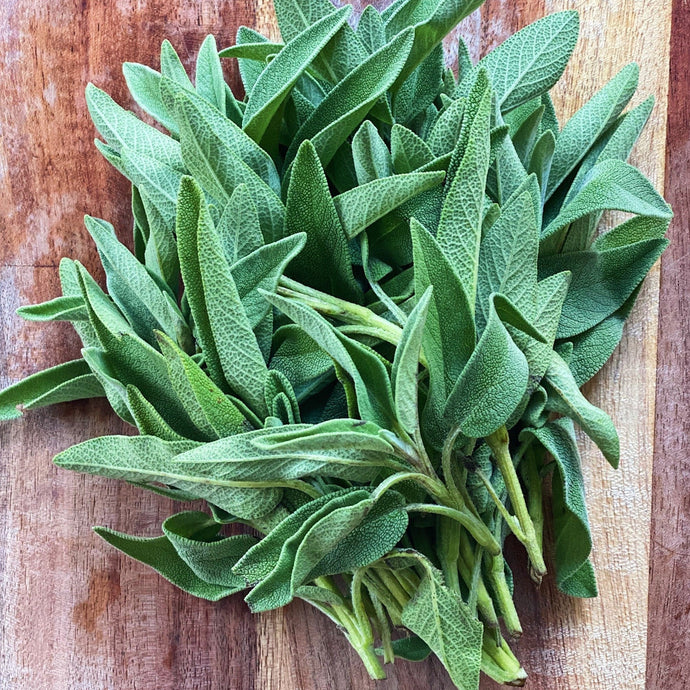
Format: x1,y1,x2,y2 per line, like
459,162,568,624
481,632,528,686
277,277,433,367
437,516,462,594
487,427,546,580
313,576,385,680
457,531,499,629
485,520,522,638
405,504,501,555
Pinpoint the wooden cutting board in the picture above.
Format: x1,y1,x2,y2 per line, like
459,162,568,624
0,1,680,688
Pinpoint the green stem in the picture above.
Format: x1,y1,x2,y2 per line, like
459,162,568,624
521,445,545,559
437,516,461,594
487,427,546,580
313,576,385,680
278,277,412,354
457,531,499,629
485,521,522,638
481,632,528,686
405,504,501,555
441,425,464,506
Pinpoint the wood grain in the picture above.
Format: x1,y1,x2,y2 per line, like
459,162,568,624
0,1,675,689
646,0,690,687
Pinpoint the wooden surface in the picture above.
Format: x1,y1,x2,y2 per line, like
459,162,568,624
0,0,684,688
647,0,690,686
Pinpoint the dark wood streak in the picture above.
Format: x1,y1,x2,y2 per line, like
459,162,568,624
647,0,690,687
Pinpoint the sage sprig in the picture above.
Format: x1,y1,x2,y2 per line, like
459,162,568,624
1,0,670,687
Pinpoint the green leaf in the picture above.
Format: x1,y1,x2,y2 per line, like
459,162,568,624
539,216,669,338
176,177,268,415
95,515,256,600
232,233,306,332
176,420,404,483
401,568,483,690
76,264,195,433
546,63,640,200
334,171,445,240
476,188,538,333
301,491,408,581
542,351,620,467
269,324,334,401
392,287,432,435
0,360,104,421
389,0,485,89
285,29,415,169
157,332,249,440
86,83,184,172
195,35,227,113
527,129,556,199
84,216,189,348
351,120,392,184
233,27,272,94
273,0,368,80
160,39,195,92
216,183,264,266
357,5,386,54
542,159,672,243
520,419,598,597
466,11,579,112
235,489,368,584
17,295,87,322
94,527,238,601
123,62,180,136
285,140,361,301
427,97,466,158
393,44,444,125
564,285,640,386
410,218,474,446
511,104,544,165
444,297,529,438
242,6,351,142
391,124,434,173
126,384,188,440
565,96,654,208
436,84,491,312
163,511,258,587
163,74,282,190
245,490,408,611
55,434,282,519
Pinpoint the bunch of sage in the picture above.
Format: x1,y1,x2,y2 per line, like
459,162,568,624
0,0,671,686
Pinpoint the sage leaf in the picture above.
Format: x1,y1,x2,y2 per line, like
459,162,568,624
285,29,415,168
334,170,445,240
86,83,185,172
242,6,351,142
176,420,404,483
444,298,529,438
546,63,640,200
55,434,282,519
465,11,579,112
176,177,269,415
284,141,361,301
0,360,104,421
352,120,393,184
543,351,620,467
157,332,249,440
195,35,227,113
539,215,669,338
392,287,432,435
17,295,87,323
402,568,483,690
